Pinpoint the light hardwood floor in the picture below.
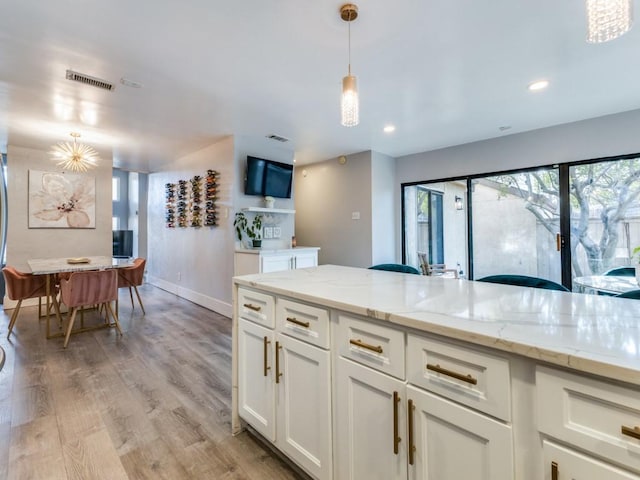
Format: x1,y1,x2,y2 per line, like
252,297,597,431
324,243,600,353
0,285,302,480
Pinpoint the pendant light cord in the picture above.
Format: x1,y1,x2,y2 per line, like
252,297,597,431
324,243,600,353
348,16,352,76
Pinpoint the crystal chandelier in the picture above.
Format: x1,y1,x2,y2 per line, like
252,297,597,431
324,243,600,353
340,4,359,127
50,132,100,173
586,0,633,43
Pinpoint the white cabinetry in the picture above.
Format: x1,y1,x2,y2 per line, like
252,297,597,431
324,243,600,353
237,288,332,480
234,248,319,276
537,366,640,478
333,313,514,480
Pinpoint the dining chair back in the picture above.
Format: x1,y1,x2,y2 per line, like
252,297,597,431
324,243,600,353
603,267,635,277
368,263,421,275
3,265,58,339
477,274,570,292
117,257,146,314
59,269,122,348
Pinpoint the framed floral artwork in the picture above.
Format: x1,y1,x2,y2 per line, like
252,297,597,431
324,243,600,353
28,170,96,228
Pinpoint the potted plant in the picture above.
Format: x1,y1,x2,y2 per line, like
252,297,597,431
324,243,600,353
632,246,640,284
234,212,263,248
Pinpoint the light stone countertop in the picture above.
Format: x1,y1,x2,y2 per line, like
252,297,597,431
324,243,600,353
235,246,320,254
233,264,640,386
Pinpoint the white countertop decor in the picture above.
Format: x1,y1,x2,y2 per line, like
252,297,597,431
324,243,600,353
233,265,640,386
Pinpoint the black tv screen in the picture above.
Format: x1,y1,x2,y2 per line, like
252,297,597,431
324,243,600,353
244,156,293,199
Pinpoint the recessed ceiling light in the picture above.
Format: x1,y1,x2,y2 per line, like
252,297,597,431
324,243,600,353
499,126,512,131
528,80,549,91
383,125,396,133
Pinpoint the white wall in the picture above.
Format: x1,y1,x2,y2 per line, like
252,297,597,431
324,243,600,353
396,108,640,183
233,135,295,249
5,145,113,273
371,151,396,265
294,152,373,267
147,137,235,317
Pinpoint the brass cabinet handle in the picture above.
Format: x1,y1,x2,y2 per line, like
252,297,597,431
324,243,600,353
244,303,262,312
393,391,401,455
551,461,558,480
408,399,415,465
556,233,562,252
286,317,310,328
622,425,640,440
263,336,271,377
350,338,383,354
426,363,478,385
275,341,283,384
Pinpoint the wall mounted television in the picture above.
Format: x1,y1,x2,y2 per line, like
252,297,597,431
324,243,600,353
244,156,293,199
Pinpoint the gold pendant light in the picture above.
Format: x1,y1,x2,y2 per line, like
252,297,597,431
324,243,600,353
340,4,359,127
50,132,100,173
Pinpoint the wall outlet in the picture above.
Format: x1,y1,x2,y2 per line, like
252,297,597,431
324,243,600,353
263,227,273,239
273,227,282,238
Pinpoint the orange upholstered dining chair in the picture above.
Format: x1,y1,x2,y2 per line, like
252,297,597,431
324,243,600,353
117,258,146,314
3,266,60,339
59,269,122,348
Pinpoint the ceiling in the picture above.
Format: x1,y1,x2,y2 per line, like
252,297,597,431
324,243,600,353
1,0,639,172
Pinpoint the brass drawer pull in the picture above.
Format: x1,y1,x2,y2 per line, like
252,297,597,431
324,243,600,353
426,363,478,385
393,391,401,455
286,317,310,328
244,303,262,312
551,461,558,480
622,425,640,440
263,336,271,377
275,341,283,384
408,399,415,465
350,339,383,354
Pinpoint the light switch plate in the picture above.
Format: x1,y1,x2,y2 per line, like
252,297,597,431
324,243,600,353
273,227,282,238
263,227,273,239
352,211,360,220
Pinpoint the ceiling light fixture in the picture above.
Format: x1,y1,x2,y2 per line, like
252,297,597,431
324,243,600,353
340,4,359,127
383,125,396,133
586,0,633,43
50,132,100,172
528,80,549,91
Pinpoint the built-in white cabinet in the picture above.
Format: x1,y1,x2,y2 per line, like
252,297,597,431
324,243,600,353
537,366,640,479
234,247,319,276
237,288,332,480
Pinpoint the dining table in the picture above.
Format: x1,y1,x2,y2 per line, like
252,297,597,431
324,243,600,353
27,255,133,338
573,274,639,295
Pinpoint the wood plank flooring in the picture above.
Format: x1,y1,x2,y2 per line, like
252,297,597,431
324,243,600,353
0,285,302,480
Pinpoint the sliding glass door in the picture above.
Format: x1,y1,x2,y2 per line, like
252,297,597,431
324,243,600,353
471,168,561,282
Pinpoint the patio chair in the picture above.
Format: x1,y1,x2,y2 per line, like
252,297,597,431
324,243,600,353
417,252,459,277
603,267,635,277
368,264,421,275
476,274,569,292
615,290,640,299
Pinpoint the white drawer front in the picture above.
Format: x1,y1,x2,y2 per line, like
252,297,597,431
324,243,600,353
276,298,330,349
543,440,640,479
238,288,275,328
407,333,511,421
537,366,640,474
335,312,405,379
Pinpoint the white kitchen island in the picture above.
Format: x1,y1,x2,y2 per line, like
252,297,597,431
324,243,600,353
232,265,640,480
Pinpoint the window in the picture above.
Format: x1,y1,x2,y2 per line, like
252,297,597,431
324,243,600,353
112,177,120,201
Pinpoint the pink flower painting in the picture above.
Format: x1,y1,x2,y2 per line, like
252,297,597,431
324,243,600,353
28,170,96,228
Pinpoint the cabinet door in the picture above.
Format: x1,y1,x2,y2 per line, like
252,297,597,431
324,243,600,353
276,334,332,480
294,251,318,269
543,440,639,479
335,357,407,480
261,254,292,273
238,319,275,441
407,385,513,480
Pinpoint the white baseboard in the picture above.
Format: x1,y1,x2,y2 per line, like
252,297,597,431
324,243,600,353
147,276,232,318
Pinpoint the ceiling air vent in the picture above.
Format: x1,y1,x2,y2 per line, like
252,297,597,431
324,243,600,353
266,134,290,143
65,70,115,91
